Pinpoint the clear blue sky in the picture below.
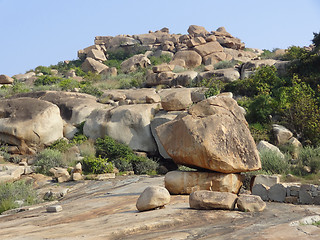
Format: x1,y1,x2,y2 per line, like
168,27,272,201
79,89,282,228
0,0,319,77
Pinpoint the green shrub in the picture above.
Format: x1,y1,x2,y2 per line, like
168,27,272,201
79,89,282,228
104,59,122,71
282,46,309,61
246,94,276,123
295,146,320,175
11,82,31,94
214,60,240,69
59,78,80,91
95,136,158,175
34,75,62,86
72,134,88,145
259,150,290,175
35,66,52,75
79,82,103,97
249,123,272,143
0,180,38,214
78,140,96,158
149,54,172,66
82,155,113,174
50,60,83,74
34,149,64,175
49,139,74,153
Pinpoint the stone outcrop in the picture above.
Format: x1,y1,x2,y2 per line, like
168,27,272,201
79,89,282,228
81,57,108,74
0,98,63,152
272,124,293,145
156,95,261,173
83,104,159,153
172,50,202,68
136,186,170,212
189,190,238,210
257,140,284,158
198,68,240,83
159,88,192,111
0,74,14,84
121,54,151,73
164,171,242,194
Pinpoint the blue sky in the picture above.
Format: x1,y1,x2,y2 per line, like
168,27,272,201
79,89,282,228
0,0,319,76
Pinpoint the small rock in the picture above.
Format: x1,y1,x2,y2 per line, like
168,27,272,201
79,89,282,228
46,205,63,213
189,190,237,210
72,172,83,181
268,183,287,202
236,194,266,212
136,186,170,212
252,184,270,201
253,174,280,188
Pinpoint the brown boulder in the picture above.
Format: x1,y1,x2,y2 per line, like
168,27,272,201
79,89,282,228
187,25,209,37
156,95,261,173
236,194,266,212
160,88,192,111
189,190,237,210
194,41,224,58
173,50,202,68
0,98,63,152
0,75,14,84
81,57,108,74
164,171,242,194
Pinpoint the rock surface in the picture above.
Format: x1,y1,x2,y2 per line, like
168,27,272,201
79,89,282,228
165,171,242,194
189,190,237,210
0,98,63,152
136,186,170,212
236,194,266,212
1,176,320,239
156,95,261,173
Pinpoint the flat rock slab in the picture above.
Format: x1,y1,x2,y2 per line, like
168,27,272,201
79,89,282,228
1,176,320,239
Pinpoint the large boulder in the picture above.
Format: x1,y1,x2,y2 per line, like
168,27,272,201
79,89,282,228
189,190,237,210
81,57,108,74
172,50,202,68
194,41,224,58
150,111,182,159
0,74,14,84
156,95,261,173
121,54,151,73
86,48,107,62
257,140,284,159
159,88,192,111
203,52,228,65
272,124,293,145
107,35,140,49
136,186,170,212
13,91,105,125
164,171,242,194
0,98,63,152
173,71,198,87
187,25,209,37
83,104,159,153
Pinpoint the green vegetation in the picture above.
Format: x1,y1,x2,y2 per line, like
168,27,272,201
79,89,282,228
214,60,240,69
0,180,38,214
82,155,114,174
95,136,158,174
149,54,172,66
34,149,64,175
259,150,290,175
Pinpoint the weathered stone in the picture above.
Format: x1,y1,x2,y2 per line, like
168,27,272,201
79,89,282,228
252,184,270,201
152,64,175,73
156,95,261,173
0,74,14,84
150,111,181,159
174,71,198,87
101,66,118,77
13,72,36,81
257,141,284,159
268,184,287,202
50,167,71,183
203,52,227,65
253,174,280,188
81,57,108,74
156,72,176,86
165,171,243,195
160,88,192,111
107,36,139,49
186,37,206,48
83,104,159,153
87,49,107,61
46,205,63,213
272,124,293,145
121,54,151,73
237,194,266,212
0,164,25,183
187,25,209,37
194,41,224,57
0,98,63,151
198,68,240,83
240,59,278,79
299,189,313,204
189,190,237,210
173,50,202,68
136,186,170,212
206,35,217,42
190,88,207,103
285,196,298,204
72,172,83,181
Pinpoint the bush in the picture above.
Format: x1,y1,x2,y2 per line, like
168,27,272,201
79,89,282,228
50,60,83,75
249,123,272,143
259,150,290,175
95,136,158,174
34,149,64,175
59,78,80,91
149,54,172,66
282,46,309,61
78,140,96,158
0,180,38,214
82,155,113,174
35,66,52,75
49,139,74,153
294,146,320,175
104,59,122,71
34,75,62,86
214,60,239,69
79,82,103,97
